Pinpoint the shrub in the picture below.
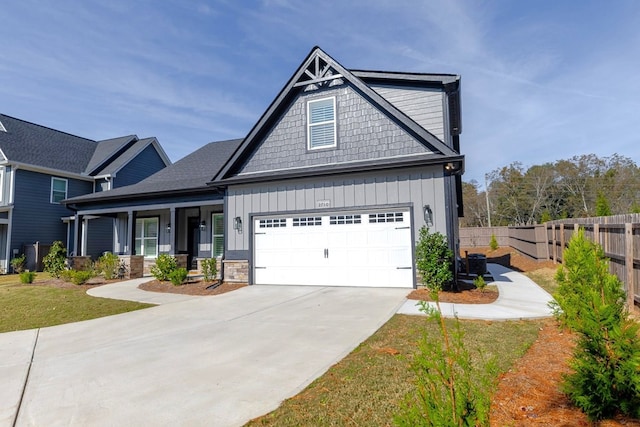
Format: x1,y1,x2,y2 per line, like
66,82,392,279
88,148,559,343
473,275,487,292
201,258,218,282
97,252,120,280
553,228,640,420
69,270,94,286
169,268,188,286
150,254,177,281
19,271,36,284
396,226,495,426
489,234,499,251
415,226,453,295
395,302,496,426
11,254,26,274
43,241,67,278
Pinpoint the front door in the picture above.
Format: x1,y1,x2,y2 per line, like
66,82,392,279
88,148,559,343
187,217,200,270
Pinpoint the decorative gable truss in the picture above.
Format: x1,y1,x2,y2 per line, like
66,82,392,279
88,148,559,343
294,55,345,92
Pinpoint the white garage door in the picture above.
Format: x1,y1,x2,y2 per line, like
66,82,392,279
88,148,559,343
254,210,413,288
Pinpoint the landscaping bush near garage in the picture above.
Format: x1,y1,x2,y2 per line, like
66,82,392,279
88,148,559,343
0,274,152,333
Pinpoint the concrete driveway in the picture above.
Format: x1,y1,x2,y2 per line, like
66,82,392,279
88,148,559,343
2,285,407,427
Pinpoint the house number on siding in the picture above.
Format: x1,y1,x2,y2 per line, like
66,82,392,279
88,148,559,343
316,199,331,208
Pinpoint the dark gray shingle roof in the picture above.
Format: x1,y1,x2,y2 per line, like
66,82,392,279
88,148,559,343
0,114,97,173
66,138,242,203
98,137,158,176
0,114,162,177
86,135,137,174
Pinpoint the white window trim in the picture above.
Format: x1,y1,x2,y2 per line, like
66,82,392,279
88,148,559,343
0,168,4,203
135,217,159,258
211,213,224,258
50,177,68,204
307,96,337,150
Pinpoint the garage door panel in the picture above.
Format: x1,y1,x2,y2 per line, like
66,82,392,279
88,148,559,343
254,211,413,288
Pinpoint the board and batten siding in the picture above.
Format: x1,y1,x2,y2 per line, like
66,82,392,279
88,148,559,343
238,83,433,175
370,84,445,142
226,165,447,255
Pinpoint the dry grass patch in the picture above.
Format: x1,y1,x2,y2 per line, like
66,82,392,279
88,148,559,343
525,267,559,295
247,315,542,426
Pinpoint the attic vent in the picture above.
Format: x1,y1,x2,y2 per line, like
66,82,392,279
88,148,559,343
0,121,5,132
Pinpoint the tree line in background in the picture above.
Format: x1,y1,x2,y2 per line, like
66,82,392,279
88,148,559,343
462,153,640,227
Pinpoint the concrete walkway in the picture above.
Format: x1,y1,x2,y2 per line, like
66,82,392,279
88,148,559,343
86,277,203,304
397,263,555,320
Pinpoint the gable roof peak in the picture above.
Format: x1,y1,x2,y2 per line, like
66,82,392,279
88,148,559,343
211,46,459,182
293,47,345,90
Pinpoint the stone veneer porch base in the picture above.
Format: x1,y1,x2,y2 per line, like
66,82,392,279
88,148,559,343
223,260,248,283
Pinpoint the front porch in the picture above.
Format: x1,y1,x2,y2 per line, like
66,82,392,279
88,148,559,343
69,200,228,279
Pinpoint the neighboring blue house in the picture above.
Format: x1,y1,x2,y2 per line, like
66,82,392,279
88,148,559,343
65,47,464,288
0,114,171,271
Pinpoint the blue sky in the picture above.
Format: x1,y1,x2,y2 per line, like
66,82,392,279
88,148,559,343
1,1,638,185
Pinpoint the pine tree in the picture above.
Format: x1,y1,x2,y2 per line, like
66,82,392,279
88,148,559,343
553,229,640,420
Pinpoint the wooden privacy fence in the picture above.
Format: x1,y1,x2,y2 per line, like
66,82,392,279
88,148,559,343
461,213,640,308
546,214,640,308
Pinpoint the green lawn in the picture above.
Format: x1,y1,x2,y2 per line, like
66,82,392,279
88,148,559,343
525,267,559,295
247,316,544,426
0,275,153,333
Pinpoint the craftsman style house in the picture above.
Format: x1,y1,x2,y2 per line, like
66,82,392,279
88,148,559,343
65,47,464,288
0,114,170,271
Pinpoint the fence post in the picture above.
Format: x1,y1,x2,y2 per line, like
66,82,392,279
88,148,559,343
625,223,635,309
552,224,557,263
593,223,599,247
559,224,565,264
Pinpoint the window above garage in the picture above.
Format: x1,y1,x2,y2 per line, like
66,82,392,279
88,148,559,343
307,97,336,150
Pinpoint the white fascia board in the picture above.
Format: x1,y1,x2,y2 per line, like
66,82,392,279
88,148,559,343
75,199,223,216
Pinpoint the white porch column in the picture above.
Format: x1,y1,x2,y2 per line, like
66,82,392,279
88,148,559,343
169,207,176,255
81,217,89,256
127,211,134,255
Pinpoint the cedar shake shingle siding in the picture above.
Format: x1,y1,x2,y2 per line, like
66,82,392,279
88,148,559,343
238,84,433,175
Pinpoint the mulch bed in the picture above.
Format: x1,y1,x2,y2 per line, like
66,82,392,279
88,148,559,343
138,279,246,296
25,276,118,291
407,281,499,304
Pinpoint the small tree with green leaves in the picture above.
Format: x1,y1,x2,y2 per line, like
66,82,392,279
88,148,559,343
201,258,218,282
473,275,487,293
415,227,453,293
11,254,26,274
43,241,67,278
595,192,612,217
97,252,120,280
396,227,495,426
552,228,640,420
489,234,499,251
150,254,177,281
